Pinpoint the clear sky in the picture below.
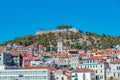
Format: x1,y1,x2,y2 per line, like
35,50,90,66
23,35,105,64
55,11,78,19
0,0,120,43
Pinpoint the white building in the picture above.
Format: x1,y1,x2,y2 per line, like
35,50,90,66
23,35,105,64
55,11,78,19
79,56,106,80
106,59,120,80
57,41,63,53
30,60,46,67
0,66,52,80
71,68,96,80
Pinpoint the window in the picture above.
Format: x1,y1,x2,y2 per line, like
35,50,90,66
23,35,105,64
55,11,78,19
118,73,120,77
90,60,92,63
62,77,64,80
101,70,102,73
118,67,120,70
75,73,78,77
83,73,86,80
56,77,58,79
101,64,102,68
96,70,98,74
114,73,116,77
88,65,89,68
117,67,119,70
75,78,78,80
90,65,92,68
100,76,103,79
93,65,94,68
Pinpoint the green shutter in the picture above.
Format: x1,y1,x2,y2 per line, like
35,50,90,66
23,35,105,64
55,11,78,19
93,65,94,68
62,77,64,80
100,76,103,79
90,65,92,68
96,70,98,74
114,73,116,77
75,73,78,80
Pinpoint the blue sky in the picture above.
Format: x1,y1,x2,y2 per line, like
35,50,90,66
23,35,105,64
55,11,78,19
0,0,120,43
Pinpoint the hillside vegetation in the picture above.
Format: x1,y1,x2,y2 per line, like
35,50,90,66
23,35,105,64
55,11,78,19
1,25,120,50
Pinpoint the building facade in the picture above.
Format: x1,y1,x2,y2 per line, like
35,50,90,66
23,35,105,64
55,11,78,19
22,54,35,68
79,56,106,80
106,59,120,80
69,56,79,68
54,70,70,80
57,41,63,53
0,67,51,80
71,68,96,80
0,52,12,66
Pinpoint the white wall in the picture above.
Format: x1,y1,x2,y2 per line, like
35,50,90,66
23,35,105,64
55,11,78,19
72,72,92,80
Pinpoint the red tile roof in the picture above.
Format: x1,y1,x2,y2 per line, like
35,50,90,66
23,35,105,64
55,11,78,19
58,52,68,58
73,68,94,73
86,56,102,60
79,53,86,57
25,66,55,70
112,59,120,63
69,49,78,52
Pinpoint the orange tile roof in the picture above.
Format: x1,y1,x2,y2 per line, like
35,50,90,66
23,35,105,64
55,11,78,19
86,56,102,60
26,66,56,70
63,67,71,71
69,49,78,52
112,59,120,63
58,52,68,58
73,68,94,73
79,53,86,57
116,50,120,53
10,49,19,55
26,45,33,48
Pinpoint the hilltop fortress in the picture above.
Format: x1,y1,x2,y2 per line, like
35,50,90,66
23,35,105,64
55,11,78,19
36,28,78,35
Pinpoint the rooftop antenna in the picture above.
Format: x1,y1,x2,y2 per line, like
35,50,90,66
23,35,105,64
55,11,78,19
64,20,67,25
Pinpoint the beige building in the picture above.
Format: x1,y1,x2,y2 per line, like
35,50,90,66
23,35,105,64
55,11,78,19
69,56,79,68
54,69,71,80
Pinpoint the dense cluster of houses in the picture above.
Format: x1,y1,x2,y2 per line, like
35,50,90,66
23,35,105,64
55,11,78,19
0,42,120,80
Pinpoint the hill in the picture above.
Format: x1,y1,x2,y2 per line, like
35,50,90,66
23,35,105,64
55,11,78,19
1,25,120,50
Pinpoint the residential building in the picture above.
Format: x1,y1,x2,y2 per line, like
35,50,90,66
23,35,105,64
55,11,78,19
69,56,79,68
57,53,70,68
54,69,71,80
22,54,36,68
79,56,107,80
106,59,120,80
71,68,96,80
0,52,12,66
10,49,22,67
30,60,45,67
